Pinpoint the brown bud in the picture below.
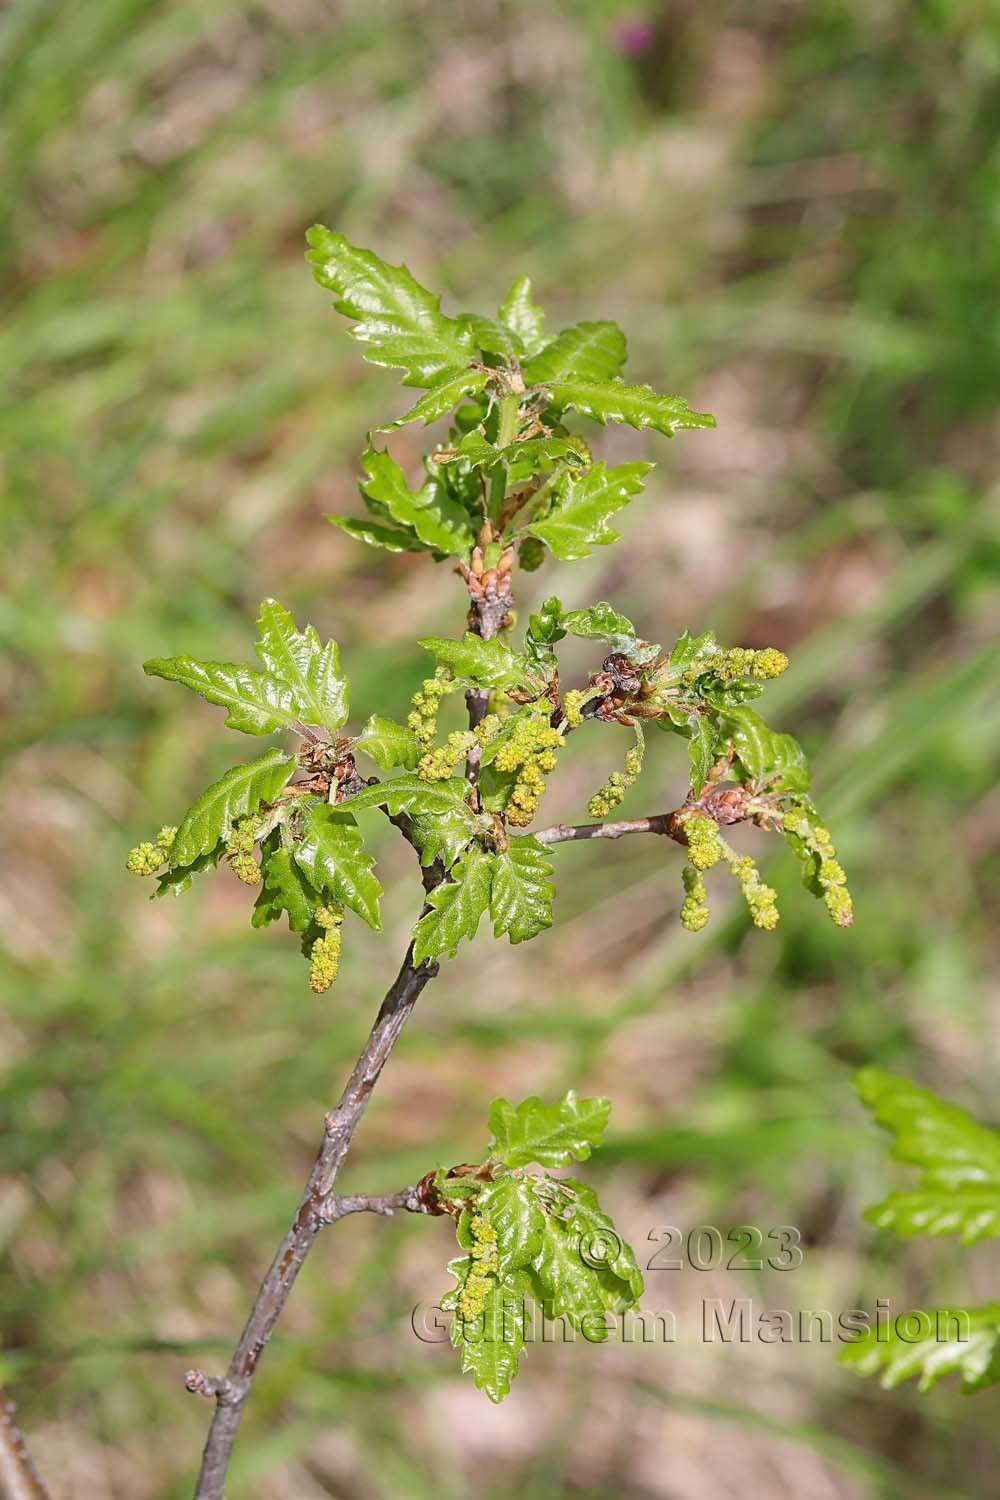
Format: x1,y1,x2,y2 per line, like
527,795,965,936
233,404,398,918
478,520,494,549
497,546,514,577
470,546,484,578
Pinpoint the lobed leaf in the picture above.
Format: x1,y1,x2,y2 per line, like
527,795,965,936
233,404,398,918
563,602,637,657
418,633,537,692
353,713,423,771
841,1304,1000,1394
545,377,715,437
527,461,653,561
488,1089,611,1168
252,843,319,932
293,801,382,930
306,226,472,386
489,835,555,944
443,1259,528,1404
326,514,425,553
412,844,494,964
856,1069,1000,1244
359,444,476,557
143,656,298,736
254,598,348,733
498,276,547,356
383,368,488,429
172,751,294,867
523,321,627,385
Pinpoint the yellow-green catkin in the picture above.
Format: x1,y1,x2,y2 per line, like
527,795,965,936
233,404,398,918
713,646,790,682
680,865,710,932
562,689,586,729
785,806,853,927
457,1212,499,1321
587,733,644,818
126,825,177,876
493,707,565,827
728,854,780,930
406,666,456,748
419,729,477,783
226,817,262,885
679,813,724,871
309,904,344,993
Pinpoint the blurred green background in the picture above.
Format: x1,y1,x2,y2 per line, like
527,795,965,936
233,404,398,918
3,1,1000,1495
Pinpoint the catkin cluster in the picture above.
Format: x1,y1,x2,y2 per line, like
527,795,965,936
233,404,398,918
308,903,344,993
784,804,854,927
678,812,779,931
494,708,565,826
587,738,644,818
407,666,457,748
226,817,262,885
126,825,177,876
457,1212,499,1322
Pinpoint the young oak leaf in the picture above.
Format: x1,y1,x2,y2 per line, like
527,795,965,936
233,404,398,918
544,378,715,438
252,843,320,932
357,443,476,556
306,226,472,386
143,656,300,736
412,844,494,964
488,1089,611,1168
172,751,295,867
352,713,423,771
293,801,382,931
526,461,653,561
383,369,489,429
254,598,348,733
417,633,539,692
498,275,547,356
476,1177,547,1270
841,1303,1000,1394
856,1069,1000,1245
442,1258,528,1404
489,835,555,944
522,321,627,385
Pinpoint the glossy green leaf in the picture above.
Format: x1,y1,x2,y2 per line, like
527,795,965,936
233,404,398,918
669,629,718,669
252,845,319,932
458,314,522,361
325,514,425,553
344,773,476,822
546,378,715,437
524,596,567,672
359,444,476,556
418,632,537,691
172,751,294,867
477,1177,547,1270
306,226,472,386
353,714,423,771
489,835,555,944
531,1215,613,1336
488,1089,611,1168
254,598,348,733
563,602,637,656
841,1304,1000,1393
383,368,488,429
498,276,547,356
557,1177,645,1309
406,803,477,871
856,1069,1000,1244
683,715,714,794
523,321,627,385
293,801,382,930
412,843,494,964
152,844,224,899
143,655,298,736
443,1259,527,1403
527,461,652,560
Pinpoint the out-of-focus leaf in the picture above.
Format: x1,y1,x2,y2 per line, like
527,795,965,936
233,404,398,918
841,1304,1000,1393
498,276,547,356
